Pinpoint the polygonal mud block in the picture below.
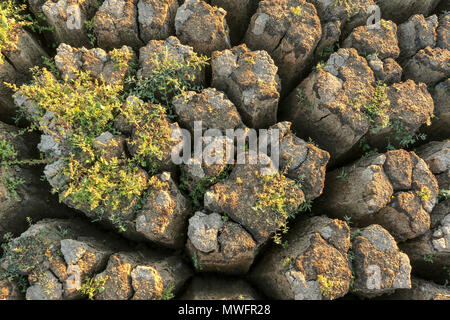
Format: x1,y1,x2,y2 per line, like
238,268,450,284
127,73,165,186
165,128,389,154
343,20,400,60
397,14,438,61
175,0,231,56
403,46,450,86
94,251,192,300
185,212,258,274
365,80,434,149
386,277,450,300
0,121,71,241
244,0,321,94
318,150,439,242
54,43,135,84
211,44,280,129
204,153,304,244
250,215,352,300
281,48,374,159
351,224,412,298
180,275,261,300
172,87,244,134
137,0,179,43
137,36,205,86
400,200,450,284
211,0,260,45
94,0,143,50
268,122,330,201
376,0,441,24
416,141,450,190
41,0,99,47
135,172,192,249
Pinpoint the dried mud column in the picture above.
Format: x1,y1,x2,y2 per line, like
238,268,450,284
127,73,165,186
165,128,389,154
185,211,258,274
137,0,179,43
94,0,143,50
269,122,330,201
317,150,439,242
343,20,402,84
54,43,135,84
244,0,322,94
351,225,412,298
172,88,244,133
400,200,450,284
211,44,281,129
211,0,259,45
175,0,231,56
250,216,353,300
0,121,70,240
397,14,438,61
137,36,206,86
416,141,450,190
180,276,261,300
94,251,192,300
134,172,192,249
41,0,100,47
365,80,434,149
280,48,374,160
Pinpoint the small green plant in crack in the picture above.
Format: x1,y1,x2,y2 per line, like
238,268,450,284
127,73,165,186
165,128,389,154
84,17,96,47
296,88,315,110
319,43,339,60
424,254,434,264
315,61,325,70
124,48,209,119
192,251,203,271
157,284,175,300
337,168,349,183
179,165,232,208
78,275,110,300
436,189,450,204
389,120,427,148
416,186,432,204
